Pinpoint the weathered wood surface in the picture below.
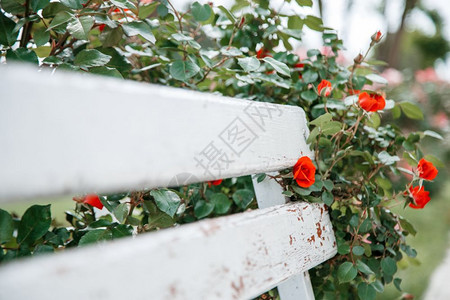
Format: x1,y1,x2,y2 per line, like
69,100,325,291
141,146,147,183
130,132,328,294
0,201,336,300
253,173,315,300
0,65,311,202
424,248,450,300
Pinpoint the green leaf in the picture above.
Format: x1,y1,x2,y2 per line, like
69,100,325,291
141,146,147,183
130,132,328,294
288,16,303,30
170,60,200,81
399,102,424,120
194,200,214,219
381,257,397,276
110,0,136,10
296,0,312,7
210,193,232,215
302,69,318,83
111,224,133,238
138,2,158,19
67,15,94,40
337,262,357,283
78,229,112,246
6,47,39,64
34,244,54,254
323,180,333,191
423,130,443,140
263,57,291,77
60,0,86,9
356,259,374,275
352,245,365,256
17,205,51,246
0,209,13,244
218,5,236,23
301,90,318,102
74,49,111,68
366,73,388,85
191,1,212,22
1,0,26,14
394,278,402,291
304,15,323,31
371,280,384,293
378,151,400,166
122,21,155,43
48,11,73,30
322,191,333,206
0,12,20,46
33,27,50,46
31,0,50,12
399,217,417,236
232,189,254,209
89,66,123,78
310,113,332,126
321,121,341,135
220,46,242,56
357,282,376,300
337,243,350,255
150,189,181,218
238,56,260,72
113,203,128,223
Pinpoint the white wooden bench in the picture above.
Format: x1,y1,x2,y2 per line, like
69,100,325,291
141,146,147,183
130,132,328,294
0,65,337,300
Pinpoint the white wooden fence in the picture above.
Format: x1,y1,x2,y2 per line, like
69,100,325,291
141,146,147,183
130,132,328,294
0,64,337,299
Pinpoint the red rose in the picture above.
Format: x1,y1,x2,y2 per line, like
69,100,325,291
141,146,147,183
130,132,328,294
293,156,316,188
317,79,332,97
358,92,385,112
294,63,304,69
208,179,223,187
348,88,360,95
256,48,271,59
417,158,438,181
408,186,430,209
98,24,106,32
83,194,104,210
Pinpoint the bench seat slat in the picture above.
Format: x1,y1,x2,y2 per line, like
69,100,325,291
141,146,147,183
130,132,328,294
0,201,336,300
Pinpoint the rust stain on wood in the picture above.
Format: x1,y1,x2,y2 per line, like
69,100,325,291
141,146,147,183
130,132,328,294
316,222,323,239
289,235,293,245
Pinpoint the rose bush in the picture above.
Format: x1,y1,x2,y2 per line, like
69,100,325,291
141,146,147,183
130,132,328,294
0,0,444,298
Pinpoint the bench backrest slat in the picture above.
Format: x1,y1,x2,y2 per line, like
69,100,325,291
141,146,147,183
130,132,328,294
0,65,311,202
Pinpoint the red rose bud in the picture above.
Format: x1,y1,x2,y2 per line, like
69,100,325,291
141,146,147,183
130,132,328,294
371,31,382,43
293,156,316,188
408,186,430,209
358,92,385,112
238,16,245,28
317,79,332,97
417,158,438,181
83,194,104,210
98,24,106,32
353,53,364,64
256,48,271,59
208,179,223,187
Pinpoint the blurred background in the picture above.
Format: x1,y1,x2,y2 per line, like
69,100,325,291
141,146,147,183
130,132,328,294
2,0,449,298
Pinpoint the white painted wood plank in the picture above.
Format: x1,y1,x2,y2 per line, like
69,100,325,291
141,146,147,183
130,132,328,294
252,174,316,300
424,247,450,300
0,64,312,202
0,201,336,300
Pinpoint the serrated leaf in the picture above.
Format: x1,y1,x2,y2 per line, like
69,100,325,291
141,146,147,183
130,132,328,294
74,49,111,68
78,229,112,246
169,60,200,81
381,257,397,276
122,21,155,43
337,262,357,283
31,0,50,12
191,1,212,22
263,57,290,77
310,113,332,126
113,203,128,223
47,11,73,30
17,205,51,246
67,15,94,40
194,200,214,219
238,56,260,72
356,259,374,275
0,209,13,244
357,282,376,300
210,193,232,215
399,102,424,120
150,189,181,218
232,189,254,209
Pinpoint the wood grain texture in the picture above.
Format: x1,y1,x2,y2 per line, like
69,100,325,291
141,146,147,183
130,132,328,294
0,65,312,202
0,201,336,300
